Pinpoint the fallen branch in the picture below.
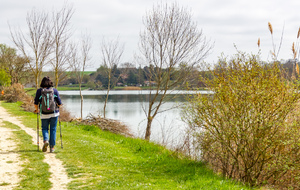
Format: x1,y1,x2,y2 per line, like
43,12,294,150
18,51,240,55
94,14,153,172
80,114,133,137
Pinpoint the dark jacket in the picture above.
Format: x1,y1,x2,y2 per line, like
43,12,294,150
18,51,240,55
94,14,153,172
34,88,62,114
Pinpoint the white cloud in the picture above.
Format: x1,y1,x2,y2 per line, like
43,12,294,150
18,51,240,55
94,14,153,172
1,0,300,69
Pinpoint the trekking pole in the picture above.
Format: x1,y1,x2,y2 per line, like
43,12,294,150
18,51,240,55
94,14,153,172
37,112,39,151
59,115,63,149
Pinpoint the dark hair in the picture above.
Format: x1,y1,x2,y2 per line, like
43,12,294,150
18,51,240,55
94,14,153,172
40,76,53,88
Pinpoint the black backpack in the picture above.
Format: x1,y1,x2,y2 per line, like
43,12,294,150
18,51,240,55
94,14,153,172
40,88,56,113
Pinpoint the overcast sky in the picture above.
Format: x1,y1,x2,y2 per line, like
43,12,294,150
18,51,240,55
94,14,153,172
1,0,300,70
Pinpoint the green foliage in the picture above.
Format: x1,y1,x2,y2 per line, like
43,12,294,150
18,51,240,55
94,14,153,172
0,69,11,86
184,52,300,188
86,81,96,89
0,44,29,85
1,102,252,190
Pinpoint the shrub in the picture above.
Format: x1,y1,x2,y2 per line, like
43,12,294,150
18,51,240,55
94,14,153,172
184,52,300,188
1,83,35,112
59,106,73,122
2,83,30,103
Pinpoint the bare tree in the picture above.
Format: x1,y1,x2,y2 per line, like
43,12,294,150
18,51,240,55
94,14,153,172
100,37,124,118
70,33,92,119
9,8,53,88
139,3,212,140
51,3,74,88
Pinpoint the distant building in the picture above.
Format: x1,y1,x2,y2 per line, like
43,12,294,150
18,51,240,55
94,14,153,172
144,81,157,86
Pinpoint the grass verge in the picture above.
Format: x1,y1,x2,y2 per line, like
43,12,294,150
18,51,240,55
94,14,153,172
1,101,254,190
1,120,51,190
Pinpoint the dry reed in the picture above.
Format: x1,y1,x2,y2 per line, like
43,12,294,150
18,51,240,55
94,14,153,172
123,86,142,90
268,22,273,34
292,42,297,59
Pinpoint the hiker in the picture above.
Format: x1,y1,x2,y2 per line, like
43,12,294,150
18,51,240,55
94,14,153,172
34,76,62,153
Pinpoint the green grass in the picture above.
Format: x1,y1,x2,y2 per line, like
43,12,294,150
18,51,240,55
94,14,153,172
1,101,254,190
1,120,51,190
24,88,36,97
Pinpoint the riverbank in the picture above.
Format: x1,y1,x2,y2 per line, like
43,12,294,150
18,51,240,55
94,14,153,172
0,101,253,189
24,86,208,96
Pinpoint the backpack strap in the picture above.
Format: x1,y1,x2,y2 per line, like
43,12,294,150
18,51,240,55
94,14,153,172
47,93,50,110
39,103,42,114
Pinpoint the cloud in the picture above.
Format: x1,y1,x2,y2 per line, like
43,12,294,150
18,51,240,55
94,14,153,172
1,0,300,69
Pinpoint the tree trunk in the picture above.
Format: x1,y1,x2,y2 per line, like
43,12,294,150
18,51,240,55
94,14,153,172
55,69,59,88
35,67,40,90
145,116,153,140
35,75,39,90
103,74,111,118
79,85,83,119
103,89,109,118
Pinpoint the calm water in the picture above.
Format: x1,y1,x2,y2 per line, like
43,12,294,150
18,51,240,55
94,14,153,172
59,90,208,144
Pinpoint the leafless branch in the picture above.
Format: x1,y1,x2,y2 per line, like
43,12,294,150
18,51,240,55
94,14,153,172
9,8,54,88
139,2,213,140
100,37,125,118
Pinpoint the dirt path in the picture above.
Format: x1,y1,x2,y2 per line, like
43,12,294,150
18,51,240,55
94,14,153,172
0,124,23,189
0,104,72,190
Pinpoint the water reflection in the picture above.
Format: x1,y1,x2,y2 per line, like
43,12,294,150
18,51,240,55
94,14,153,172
60,90,192,144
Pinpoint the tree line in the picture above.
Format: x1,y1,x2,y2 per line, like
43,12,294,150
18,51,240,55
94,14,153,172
53,64,205,90
1,39,298,91
20,58,299,90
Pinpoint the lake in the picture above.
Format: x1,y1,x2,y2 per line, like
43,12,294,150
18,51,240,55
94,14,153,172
59,90,210,145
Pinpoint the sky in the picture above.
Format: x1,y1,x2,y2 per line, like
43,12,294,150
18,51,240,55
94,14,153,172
1,0,300,70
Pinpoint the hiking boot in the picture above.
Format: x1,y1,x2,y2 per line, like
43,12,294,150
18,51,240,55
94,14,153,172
42,141,49,152
50,146,54,153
